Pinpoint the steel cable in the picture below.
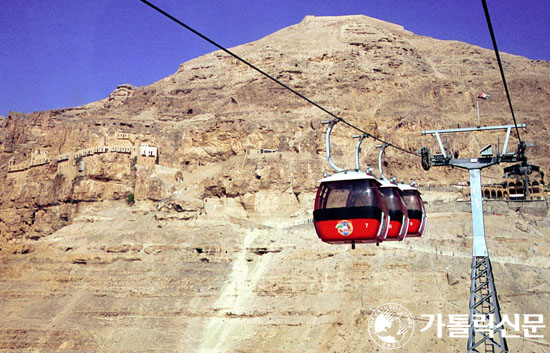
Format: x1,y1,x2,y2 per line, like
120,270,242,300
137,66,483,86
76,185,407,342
481,0,522,142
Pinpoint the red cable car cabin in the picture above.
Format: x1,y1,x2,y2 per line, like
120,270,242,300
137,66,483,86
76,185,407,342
379,180,409,241
313,172,390,245
399,183,427,237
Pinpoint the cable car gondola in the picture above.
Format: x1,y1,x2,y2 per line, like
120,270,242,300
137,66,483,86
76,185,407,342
373,143,410,241
313,120,390,247
399,182,427,237
314,171,390,246
374,142,426,239
379,179,409,241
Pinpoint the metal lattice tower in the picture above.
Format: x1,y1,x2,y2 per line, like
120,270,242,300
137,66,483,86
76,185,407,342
422,124,526,353
468,256,508,352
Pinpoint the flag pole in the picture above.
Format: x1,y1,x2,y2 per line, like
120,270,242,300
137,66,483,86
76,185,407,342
476,92,489,128
476,97,481,128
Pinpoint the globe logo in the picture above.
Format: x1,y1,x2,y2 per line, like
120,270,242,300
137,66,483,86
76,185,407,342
335,220,353,236
368,303,414,349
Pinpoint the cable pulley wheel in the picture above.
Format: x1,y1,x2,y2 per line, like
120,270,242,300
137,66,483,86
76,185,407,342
421,146,432,171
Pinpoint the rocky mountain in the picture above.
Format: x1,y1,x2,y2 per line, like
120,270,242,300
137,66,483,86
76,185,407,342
0,15,549,352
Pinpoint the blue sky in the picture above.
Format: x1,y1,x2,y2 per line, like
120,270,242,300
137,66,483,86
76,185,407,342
1,0,549,117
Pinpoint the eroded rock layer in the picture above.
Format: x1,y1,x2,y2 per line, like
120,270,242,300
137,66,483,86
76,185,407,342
1,15,549,352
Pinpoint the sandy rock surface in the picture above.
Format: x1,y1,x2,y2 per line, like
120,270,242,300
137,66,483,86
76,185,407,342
1,14,549,352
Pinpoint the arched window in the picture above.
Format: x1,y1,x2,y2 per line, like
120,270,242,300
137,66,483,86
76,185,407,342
515,182,524,196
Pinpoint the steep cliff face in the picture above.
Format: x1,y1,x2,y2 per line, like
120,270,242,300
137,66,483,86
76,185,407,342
1,197,549,352
0,15,549,352
2,15,549,240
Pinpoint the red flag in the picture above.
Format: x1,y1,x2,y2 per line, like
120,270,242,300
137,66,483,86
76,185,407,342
477,92,489,100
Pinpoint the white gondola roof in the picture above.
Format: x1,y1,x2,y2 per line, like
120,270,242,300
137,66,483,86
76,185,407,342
398,183,420,192
318,170,378,183
379,179,400,188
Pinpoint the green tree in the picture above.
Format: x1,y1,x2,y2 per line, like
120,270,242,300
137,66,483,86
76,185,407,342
127,193,135,206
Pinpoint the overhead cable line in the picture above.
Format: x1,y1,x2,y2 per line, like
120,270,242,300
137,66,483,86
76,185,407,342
138,0,419,158
481,0,522,142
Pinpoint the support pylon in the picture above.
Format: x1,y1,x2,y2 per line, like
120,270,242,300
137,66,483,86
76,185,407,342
422,125,526,352
467,256,508,353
